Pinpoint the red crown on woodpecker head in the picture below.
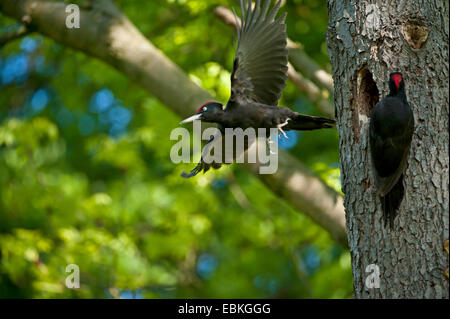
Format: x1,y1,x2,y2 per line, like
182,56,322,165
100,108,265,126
196,102,215,114
391,73,403,89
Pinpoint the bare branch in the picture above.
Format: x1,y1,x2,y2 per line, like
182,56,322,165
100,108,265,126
287,63,333,117
287,40,334,93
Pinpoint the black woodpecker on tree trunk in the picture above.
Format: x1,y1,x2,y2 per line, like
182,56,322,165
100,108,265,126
369,72,415,228
179,0,335,178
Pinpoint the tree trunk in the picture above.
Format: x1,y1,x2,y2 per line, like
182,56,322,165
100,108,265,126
327,0,449,298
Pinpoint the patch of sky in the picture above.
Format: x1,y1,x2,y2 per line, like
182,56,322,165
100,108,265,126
20,37,40,53
89,88,114,113
278,130,299,150
30,88,49,113
1,53,29,85
108,105,133,138
86,88,127,137
108,105,132,128
196,253,218,279
119,290,143,299
296,246,321,275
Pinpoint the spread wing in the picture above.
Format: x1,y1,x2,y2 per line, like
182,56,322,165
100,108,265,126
229,0,288,106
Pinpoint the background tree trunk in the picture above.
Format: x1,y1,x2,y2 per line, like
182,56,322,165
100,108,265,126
327,0,449,298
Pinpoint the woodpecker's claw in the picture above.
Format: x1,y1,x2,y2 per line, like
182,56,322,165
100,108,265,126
267,137,276,154
277,118,290,139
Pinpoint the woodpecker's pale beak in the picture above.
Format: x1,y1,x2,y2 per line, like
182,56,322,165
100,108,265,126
180,114,202,124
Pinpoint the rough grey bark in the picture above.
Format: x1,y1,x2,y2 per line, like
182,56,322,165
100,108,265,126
327,0,449,298
0,0,348,246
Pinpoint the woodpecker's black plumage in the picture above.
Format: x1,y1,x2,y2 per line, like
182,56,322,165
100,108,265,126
369,72,414,228
180,0,335,178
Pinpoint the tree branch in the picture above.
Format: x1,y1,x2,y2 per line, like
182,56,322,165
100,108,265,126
287,41,334,93
0,0,347,247
287,62,333,117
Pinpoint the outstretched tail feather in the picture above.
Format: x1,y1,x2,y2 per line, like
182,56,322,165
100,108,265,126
288,114,335,131
380,175,404,228
181,160,222,178
181,161,204,178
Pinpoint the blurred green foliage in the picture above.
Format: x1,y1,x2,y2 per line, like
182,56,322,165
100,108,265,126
0,0,352,298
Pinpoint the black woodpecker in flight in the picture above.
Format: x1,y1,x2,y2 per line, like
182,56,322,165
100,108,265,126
369,72,414,228
179,0,335,178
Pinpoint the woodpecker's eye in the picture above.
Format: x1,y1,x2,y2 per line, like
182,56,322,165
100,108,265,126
202,106,207,112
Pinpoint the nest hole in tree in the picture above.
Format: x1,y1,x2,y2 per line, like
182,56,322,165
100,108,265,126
351,68,379,142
